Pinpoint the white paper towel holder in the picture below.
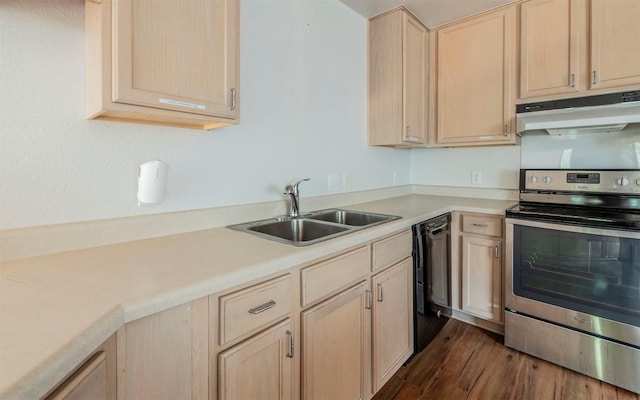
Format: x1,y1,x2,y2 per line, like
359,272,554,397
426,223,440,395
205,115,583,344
137,160,169,206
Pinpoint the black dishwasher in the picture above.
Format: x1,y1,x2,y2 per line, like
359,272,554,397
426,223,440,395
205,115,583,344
412,213,451,354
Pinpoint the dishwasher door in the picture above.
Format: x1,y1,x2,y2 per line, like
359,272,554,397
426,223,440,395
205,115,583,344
412,214,451,355
427,223,451,313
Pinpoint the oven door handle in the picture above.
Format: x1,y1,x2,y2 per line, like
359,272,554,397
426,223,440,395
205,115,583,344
505,218,640,239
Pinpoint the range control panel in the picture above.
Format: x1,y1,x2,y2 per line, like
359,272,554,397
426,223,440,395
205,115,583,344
523,170,640,194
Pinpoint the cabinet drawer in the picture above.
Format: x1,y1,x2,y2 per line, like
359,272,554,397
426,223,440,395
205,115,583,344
372,229,412,271
219,275,292,345
461,214,503,237
301,246,369,307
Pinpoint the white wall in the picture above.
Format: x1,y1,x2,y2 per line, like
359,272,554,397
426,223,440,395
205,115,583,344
0,0,411,230
520,128,640,169
410,146,521,189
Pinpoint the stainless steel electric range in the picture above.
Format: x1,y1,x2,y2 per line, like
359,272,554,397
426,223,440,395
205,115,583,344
505,169,640,394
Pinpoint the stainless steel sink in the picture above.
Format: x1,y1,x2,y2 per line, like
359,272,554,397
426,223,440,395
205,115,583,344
248,219,349,244
228,209,400,246
306,210,395,226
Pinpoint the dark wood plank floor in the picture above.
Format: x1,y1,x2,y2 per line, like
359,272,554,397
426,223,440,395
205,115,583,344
373,319,639,400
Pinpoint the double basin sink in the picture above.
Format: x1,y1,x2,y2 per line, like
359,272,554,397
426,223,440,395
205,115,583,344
229,209,400,246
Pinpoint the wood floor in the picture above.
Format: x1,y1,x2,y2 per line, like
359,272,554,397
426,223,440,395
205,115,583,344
373,319,639,400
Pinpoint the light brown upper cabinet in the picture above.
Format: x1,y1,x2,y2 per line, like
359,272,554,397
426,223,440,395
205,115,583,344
520,0,640,100
590,0,640,91
85,0,239,130
433,6,517,147
369,8,428,148
520,0,580,98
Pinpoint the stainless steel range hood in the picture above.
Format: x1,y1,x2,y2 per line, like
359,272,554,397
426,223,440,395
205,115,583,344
516,91,640,136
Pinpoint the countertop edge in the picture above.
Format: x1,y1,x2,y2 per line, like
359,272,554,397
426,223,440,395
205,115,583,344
1,307,124,400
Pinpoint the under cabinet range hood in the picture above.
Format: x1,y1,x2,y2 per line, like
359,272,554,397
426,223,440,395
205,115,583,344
516,91,640,136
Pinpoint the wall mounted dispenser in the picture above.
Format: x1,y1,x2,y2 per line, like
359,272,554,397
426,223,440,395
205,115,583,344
137,160,169,206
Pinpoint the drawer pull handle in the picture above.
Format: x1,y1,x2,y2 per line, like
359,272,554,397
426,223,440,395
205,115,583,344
286,330,295,358
377,283,384,302
248,300,276,314
472,223,489,228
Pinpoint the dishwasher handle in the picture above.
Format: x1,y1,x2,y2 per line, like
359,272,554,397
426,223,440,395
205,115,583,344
427,224,449,238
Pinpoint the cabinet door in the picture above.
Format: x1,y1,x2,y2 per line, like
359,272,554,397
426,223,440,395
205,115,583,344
372,258,413,392
520,0,580,98
46,336,116,400
368,9,426,147
436,6,516,145
302,282,368,400
461,236,503,323
113,0,238,118
590,0,640,90
218,319,294,400
402,13,427,145
117,298,209,400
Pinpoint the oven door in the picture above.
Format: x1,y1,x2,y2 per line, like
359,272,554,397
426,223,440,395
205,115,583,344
506,218,640,347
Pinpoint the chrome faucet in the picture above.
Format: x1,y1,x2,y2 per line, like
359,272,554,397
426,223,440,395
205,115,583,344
284,178,310,217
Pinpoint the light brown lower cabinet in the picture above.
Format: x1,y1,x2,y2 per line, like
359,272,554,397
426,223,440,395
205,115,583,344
46,230,414,400
116,298,209,400
371,257,413,392
218,318,295,400
461,235,503,323
301,281,369,400
46,335,117,400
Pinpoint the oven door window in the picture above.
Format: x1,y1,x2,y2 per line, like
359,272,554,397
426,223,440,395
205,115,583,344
513,225,640,328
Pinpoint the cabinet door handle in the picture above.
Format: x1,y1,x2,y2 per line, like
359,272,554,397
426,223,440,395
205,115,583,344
472,223,489,228
248,300,276,314
229,88,237,110
365,290,372,309
570,73,576,88
494,245,499,259
593,71,598,85
503,124,508,136
377,283,384,302
285,330,294,358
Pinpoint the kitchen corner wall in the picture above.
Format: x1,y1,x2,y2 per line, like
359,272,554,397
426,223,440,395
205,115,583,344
0,0,411,230
410,146,521,189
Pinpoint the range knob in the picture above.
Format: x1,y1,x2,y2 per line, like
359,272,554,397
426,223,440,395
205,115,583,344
616,177,630,186
636,178,640,186
543,176,552,184
529,176,538,184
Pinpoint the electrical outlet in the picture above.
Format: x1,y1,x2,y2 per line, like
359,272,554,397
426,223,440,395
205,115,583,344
341,173,350,190
471,171,482,185
328,174,341,192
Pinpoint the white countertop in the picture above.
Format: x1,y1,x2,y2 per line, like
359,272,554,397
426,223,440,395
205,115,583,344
0,194,515,400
